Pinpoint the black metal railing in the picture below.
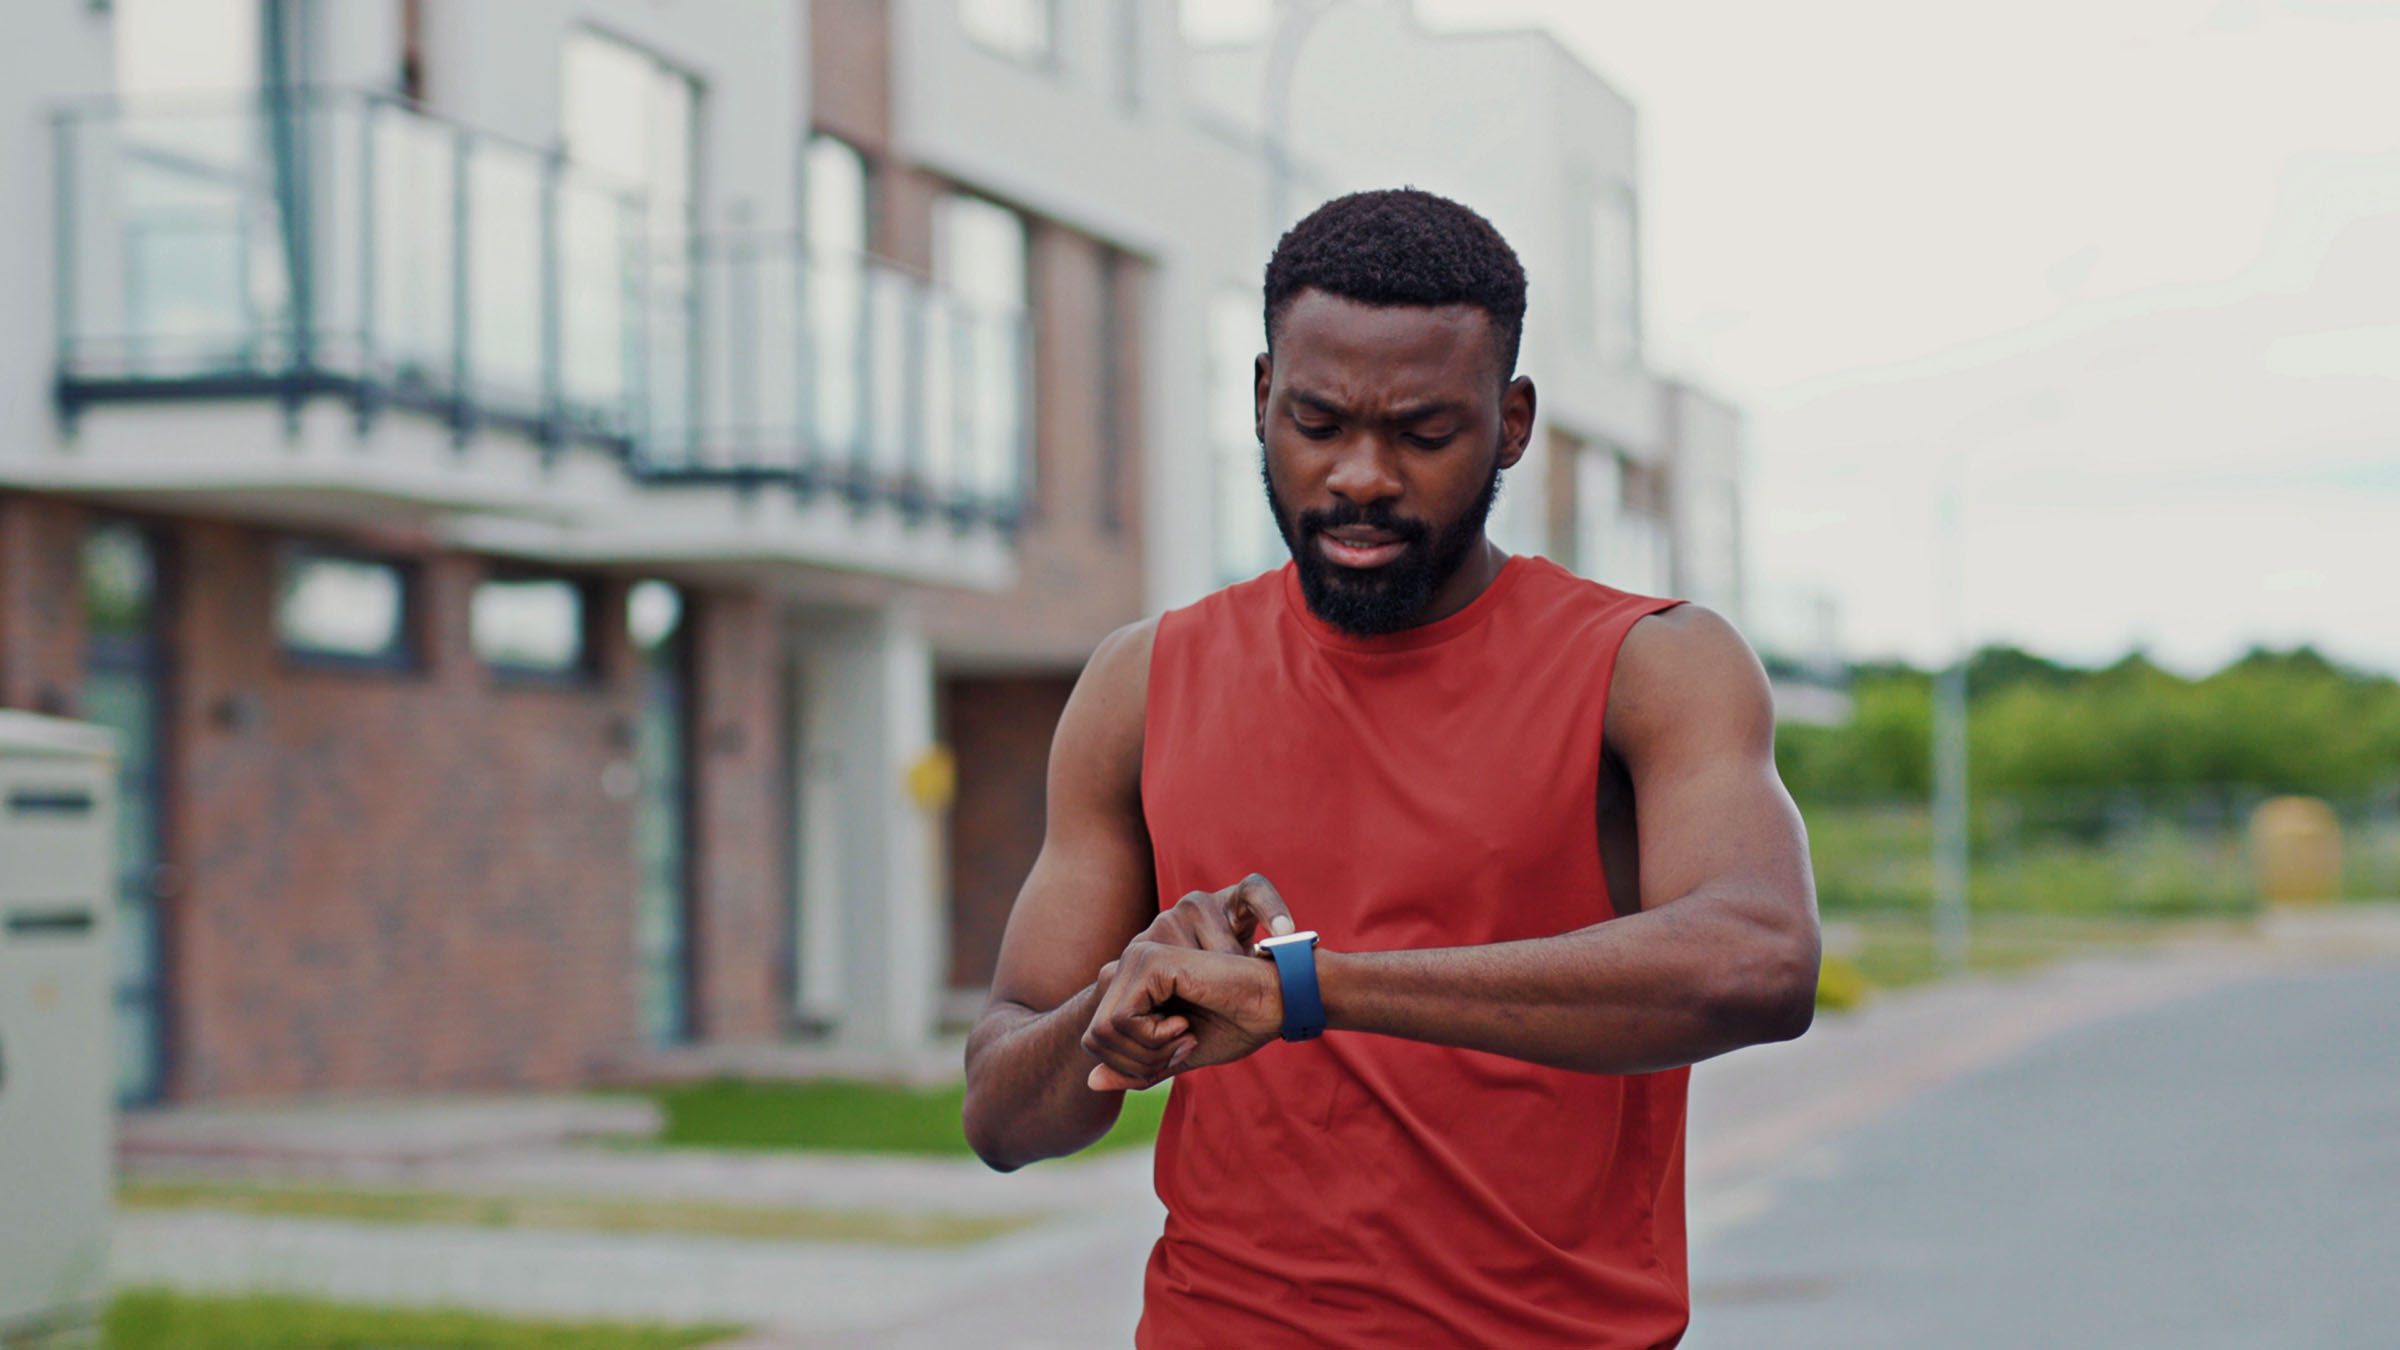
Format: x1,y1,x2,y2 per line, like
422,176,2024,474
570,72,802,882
51,89,1029,527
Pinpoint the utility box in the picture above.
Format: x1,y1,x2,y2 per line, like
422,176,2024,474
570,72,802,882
0,712,117,1346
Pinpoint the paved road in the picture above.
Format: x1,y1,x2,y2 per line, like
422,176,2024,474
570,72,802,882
113,911,2400,1347
1688,964,2400,1349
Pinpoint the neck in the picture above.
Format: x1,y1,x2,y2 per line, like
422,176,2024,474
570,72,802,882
1414,537,1509,628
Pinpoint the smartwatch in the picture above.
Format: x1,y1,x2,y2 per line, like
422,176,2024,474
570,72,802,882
1257,930,1325,1042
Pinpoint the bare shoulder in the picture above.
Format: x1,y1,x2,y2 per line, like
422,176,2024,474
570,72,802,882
1606,604,1775,757
1053,617,1160,799
1075,616,1159,729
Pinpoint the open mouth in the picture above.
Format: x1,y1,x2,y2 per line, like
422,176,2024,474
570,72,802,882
1315,529,1410,570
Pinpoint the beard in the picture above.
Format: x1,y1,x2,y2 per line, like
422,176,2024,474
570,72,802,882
1264,450,1503,637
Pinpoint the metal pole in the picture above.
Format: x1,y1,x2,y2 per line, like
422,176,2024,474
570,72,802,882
1931,460,1971,971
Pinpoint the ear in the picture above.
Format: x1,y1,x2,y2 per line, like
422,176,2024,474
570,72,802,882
1497,375,1536,471
1252,352,1272,443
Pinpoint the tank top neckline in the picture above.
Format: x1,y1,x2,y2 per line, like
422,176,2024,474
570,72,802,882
1279,551,1532,655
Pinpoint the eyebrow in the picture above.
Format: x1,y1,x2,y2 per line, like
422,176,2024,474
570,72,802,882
1288,391,1466,423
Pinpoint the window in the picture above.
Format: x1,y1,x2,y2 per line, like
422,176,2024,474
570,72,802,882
961,0,1056,65
628,580,684,656
1586,186,1640,365
806,135,871,456
1209,289,1277,583
806,135,870,257
933,193,1032,509
277,548,416,667
563,29,701,439
1578,453,1671,595
472,573,591,677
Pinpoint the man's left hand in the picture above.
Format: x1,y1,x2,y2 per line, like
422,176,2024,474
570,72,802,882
1082,941,1283,1092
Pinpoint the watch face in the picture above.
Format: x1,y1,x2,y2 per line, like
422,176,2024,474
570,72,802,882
1257,930,1319,951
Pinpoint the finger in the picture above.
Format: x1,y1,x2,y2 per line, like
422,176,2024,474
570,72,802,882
1088,1063,1152,1092
1188,902,1244,955
1082,1024,1176,1084
1152,888,1238,951
1083,996,1186,1080
1232,874,1297,939
1087,1037,1194,1093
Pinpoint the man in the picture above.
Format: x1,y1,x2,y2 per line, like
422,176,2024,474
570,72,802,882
962,188,1819,1346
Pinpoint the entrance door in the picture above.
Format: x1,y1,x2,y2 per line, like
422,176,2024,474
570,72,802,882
629,581,693,1046
81,523,171,1104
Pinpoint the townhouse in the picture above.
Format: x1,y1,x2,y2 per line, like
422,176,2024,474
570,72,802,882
0,0,1750,1104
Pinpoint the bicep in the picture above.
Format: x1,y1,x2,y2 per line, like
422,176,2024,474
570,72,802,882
984,623,1161,1016
1613,609,1816,925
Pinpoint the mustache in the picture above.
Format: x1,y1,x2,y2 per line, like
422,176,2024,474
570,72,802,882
1297,501,1433,545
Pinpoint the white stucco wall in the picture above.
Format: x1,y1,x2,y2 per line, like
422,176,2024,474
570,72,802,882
891,0,1340,614
1184,2,1671,562
0,7,114,483
414,0,804,233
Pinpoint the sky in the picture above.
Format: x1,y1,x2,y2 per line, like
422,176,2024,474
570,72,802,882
1384,0,2400,676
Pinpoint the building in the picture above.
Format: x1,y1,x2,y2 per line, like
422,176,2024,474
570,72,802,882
1180,0,1747,618
0,0,1754,1104
0,0,1043,1102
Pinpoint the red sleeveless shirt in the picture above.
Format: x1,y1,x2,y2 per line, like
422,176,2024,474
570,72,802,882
1136,555,1689,1347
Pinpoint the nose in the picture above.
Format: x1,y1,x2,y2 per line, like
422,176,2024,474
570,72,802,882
1323,434,1403,508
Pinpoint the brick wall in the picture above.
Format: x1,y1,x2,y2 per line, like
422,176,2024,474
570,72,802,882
809,0,890,151
169,524,640,1097
941,673,1076,992
0,493,87,714
1,497,789,1101
687,589,786,1041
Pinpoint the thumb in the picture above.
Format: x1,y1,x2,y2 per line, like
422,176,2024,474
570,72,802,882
1235,874,1297,939
1089,1062,1170,1092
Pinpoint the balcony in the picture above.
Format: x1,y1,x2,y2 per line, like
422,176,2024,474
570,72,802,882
32,89,1024,586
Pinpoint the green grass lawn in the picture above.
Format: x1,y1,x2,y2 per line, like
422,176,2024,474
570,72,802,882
102,1288,732,1350
1824,911,2249,999
638,1076,1173,1158
118,1179,1028,1248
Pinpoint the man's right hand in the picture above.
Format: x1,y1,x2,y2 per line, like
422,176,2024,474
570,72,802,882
1134,874,1299,957
1078,875,1299,1092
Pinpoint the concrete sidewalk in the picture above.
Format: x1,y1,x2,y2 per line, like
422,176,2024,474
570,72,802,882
108,905,2400,1346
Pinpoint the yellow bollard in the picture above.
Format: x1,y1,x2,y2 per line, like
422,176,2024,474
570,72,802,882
2250,795,2343,906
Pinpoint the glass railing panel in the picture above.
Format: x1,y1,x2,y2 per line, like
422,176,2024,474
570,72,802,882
55,92,1031,533
805,250,868,467
919,292,964,504
673,234,807,474
739,244,808,471
861,264,917,492
961,303,1030,513
462,138,545,415
61,101,296,378
304,92,363,375
558,172,639,433
362,97,458,398
640,233,700,467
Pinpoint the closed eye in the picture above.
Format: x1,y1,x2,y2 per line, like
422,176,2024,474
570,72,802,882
1405,433,1456,450
1293,418,1340,440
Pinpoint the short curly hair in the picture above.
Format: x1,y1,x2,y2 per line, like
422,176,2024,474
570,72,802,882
1263,187,1527,381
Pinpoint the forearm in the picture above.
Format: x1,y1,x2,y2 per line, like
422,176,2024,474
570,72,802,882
1317,898,1818,1075
962,983,1120,1171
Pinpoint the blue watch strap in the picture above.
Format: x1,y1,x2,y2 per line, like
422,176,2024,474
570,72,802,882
1264,933,1325,1042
